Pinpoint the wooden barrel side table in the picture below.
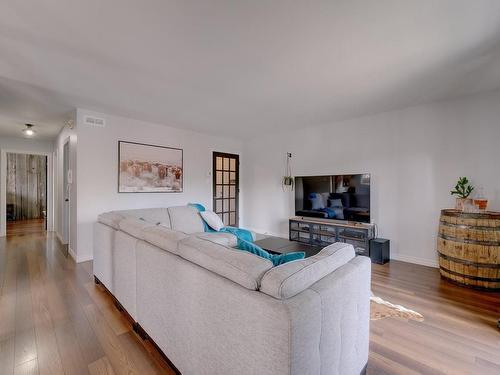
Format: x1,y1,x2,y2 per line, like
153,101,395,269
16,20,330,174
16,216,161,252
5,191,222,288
437,209,500,290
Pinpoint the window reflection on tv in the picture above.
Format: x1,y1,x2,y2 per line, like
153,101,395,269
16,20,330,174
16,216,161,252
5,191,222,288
294,174,370,223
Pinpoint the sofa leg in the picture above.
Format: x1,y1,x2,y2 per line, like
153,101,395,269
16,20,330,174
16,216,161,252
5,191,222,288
94,276,100,285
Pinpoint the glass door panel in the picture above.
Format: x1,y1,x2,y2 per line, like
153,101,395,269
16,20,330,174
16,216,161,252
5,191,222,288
213,152,239,227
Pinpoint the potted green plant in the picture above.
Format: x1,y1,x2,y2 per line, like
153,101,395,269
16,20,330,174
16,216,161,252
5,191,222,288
282,176,294,190
450,177,474,211
282,153,294,191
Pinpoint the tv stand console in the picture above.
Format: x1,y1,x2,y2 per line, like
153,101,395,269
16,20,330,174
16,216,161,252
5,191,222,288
289,216,375,256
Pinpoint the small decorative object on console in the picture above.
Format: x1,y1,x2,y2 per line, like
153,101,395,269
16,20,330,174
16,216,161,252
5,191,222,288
473,187,488,211
450,176,474,211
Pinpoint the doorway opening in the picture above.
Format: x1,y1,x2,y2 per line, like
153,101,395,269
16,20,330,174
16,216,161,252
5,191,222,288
60,139,70,255
212,152,239,227
6,152,48,236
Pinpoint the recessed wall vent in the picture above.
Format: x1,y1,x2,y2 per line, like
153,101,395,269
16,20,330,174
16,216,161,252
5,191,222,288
83,115,106,127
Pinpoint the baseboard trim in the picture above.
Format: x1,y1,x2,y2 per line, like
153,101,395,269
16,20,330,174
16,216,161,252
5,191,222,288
68,246,77,262
391,253,438,268
76,254,93,263
55,231,66,245
68,247,92,264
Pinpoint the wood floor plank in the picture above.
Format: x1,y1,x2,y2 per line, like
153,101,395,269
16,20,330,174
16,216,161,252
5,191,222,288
367,351,421,375
84,282,131,336
33,322,64,375
69,306,107,366
13,328,37,368
88,356,115,375
0,335,16,375
118,331,172,375
2,247,17,296
83,303,140,375
369,261,500,375
54,318,89,375
26,250,65,375
14,258,37,368
13,358,38,375
0,292,17,340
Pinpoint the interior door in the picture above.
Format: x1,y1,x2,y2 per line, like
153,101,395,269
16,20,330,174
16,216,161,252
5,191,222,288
62,141,70,244
213,152,239,227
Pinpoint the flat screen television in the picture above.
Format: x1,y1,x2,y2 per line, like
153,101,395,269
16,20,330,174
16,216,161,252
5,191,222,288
294,174,371,223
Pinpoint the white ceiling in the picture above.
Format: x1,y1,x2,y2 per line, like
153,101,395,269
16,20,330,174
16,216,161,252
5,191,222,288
1,0,500,140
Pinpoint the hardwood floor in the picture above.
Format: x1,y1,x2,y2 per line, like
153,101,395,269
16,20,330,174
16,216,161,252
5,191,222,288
0,231,498,374
0,231,173,375
6,219,46,236
369,261,500,375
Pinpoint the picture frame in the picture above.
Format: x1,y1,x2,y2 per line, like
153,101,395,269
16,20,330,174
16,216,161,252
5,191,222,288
118,141,183,193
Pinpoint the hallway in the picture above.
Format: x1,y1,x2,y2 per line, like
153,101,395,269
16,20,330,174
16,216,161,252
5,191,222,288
5,152,48,238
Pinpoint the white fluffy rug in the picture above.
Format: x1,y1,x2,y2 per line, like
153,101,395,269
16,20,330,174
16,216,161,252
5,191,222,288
370,294,424,322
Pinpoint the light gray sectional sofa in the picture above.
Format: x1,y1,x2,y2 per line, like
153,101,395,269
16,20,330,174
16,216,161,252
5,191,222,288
93,205,370,375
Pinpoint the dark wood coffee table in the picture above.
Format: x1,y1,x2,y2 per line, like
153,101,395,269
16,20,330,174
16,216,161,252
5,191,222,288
254,236,321,258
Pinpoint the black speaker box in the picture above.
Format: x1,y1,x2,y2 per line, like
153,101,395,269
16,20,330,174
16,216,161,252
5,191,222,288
370,238,390,264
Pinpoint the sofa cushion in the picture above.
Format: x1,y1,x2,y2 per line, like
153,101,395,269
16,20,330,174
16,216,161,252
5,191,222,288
259,242,355,299
97,211,125,230
194,232,238,247
200,210,225,231
142,225,189,255
119,208,171,227
178,236,273,290
119,218,155,240
168,206,205,234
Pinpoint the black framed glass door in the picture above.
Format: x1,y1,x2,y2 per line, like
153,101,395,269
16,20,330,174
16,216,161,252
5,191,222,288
212,152,239,227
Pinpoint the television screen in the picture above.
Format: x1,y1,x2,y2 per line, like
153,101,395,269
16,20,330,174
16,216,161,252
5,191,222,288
294,174,370,223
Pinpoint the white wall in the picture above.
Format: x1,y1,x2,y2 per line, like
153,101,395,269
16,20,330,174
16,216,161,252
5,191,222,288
0,136,54,153
75,109,243,262
0,136,55,236
241,90,500,267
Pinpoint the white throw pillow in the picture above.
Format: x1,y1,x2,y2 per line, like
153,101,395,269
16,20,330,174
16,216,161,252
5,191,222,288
200,211,225,231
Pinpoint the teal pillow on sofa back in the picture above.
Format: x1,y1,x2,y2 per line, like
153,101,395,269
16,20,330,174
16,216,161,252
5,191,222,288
188,203,305,266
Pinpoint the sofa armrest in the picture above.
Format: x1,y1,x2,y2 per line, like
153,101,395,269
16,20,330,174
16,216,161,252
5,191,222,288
259,242,355,299
98,211,125,230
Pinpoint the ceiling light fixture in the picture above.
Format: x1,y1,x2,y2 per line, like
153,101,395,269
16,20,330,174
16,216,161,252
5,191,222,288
23,123,35,136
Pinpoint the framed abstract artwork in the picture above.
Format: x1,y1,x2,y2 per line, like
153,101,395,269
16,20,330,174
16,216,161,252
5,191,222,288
118,141,183,193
